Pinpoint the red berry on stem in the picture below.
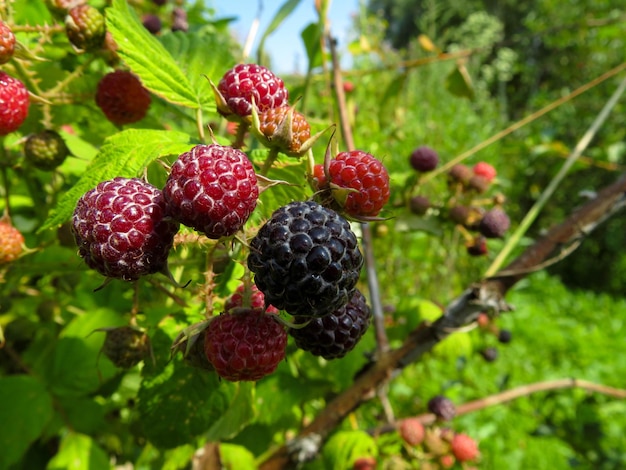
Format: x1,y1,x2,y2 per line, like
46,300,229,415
450,433,479,462
0,21,16,64
0,72,30,135
473,161,496,182
0,220,24,264
398,417,425,446
225,283,279,314
163,144,259,239
95,70,151,125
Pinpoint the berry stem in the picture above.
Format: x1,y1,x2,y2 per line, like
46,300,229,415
195,107,205,143
0,141,11,218
232,121,249,150
259,147,279,176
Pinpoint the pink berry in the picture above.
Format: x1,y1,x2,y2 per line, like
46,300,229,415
473,162,496,182
450,433,479,462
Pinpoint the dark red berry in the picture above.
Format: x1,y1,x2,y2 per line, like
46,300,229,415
95,70,151,125
0,72,29,135
448,164,472,184
72,177,180,281
398,417,425,446
142,14,162,34
448,205,470,225
479,208,510,238
468,175,490,193
204,309,287,381
466,235,488,256
289,289,371,359
217,63,288,118
409,195,430,215
427,395,456,421
248,201,363,317
163,144,259,239
409,146,439,172
0,21,16,64
171,7,188,32
313,150,390,218
225,283,279,314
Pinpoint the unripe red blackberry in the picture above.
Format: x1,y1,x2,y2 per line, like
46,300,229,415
473,161,496,182
427,395,456,421
289,289,371,359
163,144,259,239
409,195,430,215
217,63,288,118
96,71,151,126
204,309,287,381
398,417,425,446
450,433,479,462
0,21,16,64
0,220,24,264
448,164,472,184
101,326,150,368
479,208,510,238
72,177,180,281
65,5,106,52
0,72,30,136
409,146,439,172
24,130,70,171
248,201,363,317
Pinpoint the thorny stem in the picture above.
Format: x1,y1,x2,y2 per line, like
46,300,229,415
484,72,626,277
418,61,626,186
369,378,626,436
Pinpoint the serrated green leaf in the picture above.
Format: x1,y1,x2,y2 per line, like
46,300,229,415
205,381,256,441
322,430,378,470
138,362,228,449
47,433,110,470
106,0,200,108
301,22,323,70
257,0,303,64
0,376,54,469
41,129,193,232
255,161,310,220
220,444,257,470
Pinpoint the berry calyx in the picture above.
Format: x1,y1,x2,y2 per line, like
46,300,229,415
101,326,150,368
289,289,371,359
95,70,151,125
479,208,510,238
204,309,287,381
473,161,496,182
0,21,16,64
215,63,288,119
398,417,425,446
409,145,439,172
450,433,479,462
254,105,312,156
0,72,30,136
72,177,180,281
427,395,456,421
65,5,106,52
24,130,70,171
0,220,25,264
313,150,390,218
248,201,363,317
163,144,259,239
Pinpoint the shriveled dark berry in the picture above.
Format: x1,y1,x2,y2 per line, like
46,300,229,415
448,164,472,184
248,201,363,317
479,208,510,238
427,395,456,421
480,347,499,362
409,195,430,215
289,289,371,359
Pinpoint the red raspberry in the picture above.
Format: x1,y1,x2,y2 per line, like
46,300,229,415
313,150,390,218
95,70,151,125
0,72,30,136
257,105,311,155
217,63,288,118
398,417,425,446
473,161,496,182
65,5,106,52
0,21,16,64
204,309,287,381
163,144,259,239
224,283,279,314
450,433,479,462
0,220,24,264
72,177,180,281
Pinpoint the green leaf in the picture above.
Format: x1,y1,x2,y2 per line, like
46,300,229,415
220,444,257,470
106,0,199,107
257,0,303,64
301,22,323,70
41,129,193,232
47,433,110,470
205,381,256,441
322,430,378,470
0,376,54,469
445,62,475,100
138,362,232,449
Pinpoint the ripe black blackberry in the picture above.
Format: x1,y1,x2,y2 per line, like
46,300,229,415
498,329,512,344
247,201,363,317
427,395,456,421
289,289,371,359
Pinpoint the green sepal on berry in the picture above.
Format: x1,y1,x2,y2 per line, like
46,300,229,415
170,319,215,371
24,130,71,171
65,5,106,52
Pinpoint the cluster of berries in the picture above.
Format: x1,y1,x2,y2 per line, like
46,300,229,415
407,145,510,257
71,63,390,380
476,312,513,362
